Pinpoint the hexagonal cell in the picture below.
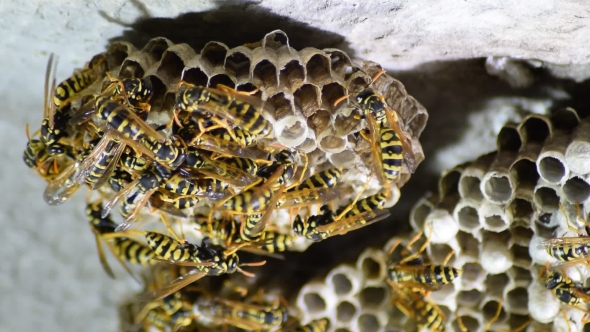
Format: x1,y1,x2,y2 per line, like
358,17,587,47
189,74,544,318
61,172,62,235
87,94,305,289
336,301,357,322
410,196,434,231
279,60,305,91
200,42,228,68
357,313,380,332
534,185,560,213
538,156,566,184
428,243,455,265
325,49,352,76
142,37,172,61
459,174,484,201
457,231,480,258
551,107,580,130
156,49,186,85
453,315,480,332
318,131,347,153
334,108,363,137
304,292,327,314
225,51,251,81
507,198,534,225
482,300,508,327
253,59,278,88
563,176,590,203
106,42,135,71
439,168,461,198
485,273,510,296
481,230,513,274
360,257,382,281
533,222,558,239
119,59,144,79
497,124,522,152
510,225,534,247
306,54,331,83
331,273,353,296
181,67,209,86
208,74,235,89
461,262,485,285
518,115,550,144
294,84,321,117
456,204,480,231
457,289,483,307
359,287,387,310
511,244,532,268
506,313,533,331
507,287,528,312
328,150,358,168
321,83,346,113
483,214,508,232
508,266,533,283
482,173,514,205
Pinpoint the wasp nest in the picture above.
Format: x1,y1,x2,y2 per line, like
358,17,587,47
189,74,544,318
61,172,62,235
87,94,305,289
295,106,590,332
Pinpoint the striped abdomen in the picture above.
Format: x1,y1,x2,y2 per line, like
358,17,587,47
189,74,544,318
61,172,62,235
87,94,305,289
379,128,403,182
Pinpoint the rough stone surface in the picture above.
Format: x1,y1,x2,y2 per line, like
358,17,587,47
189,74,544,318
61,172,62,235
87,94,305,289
3,1,590,331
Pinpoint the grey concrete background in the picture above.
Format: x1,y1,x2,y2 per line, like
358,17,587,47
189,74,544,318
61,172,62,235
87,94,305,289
2,1,589,331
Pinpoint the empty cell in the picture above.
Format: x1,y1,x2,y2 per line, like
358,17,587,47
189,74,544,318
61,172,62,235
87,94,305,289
453,315,479,332
294,84,321,117
482,300,507,326
508,266,532,282
142,37,171,61
510,226,534,246
484,215,507,230
359,287,387,309
279,60,304,90
208,74,234,89
457,231,480,257
457,289,483,307
461,263,484,284
225,52,251,79
511,244,532,267
334,108,363,136
307,110,331,133
533,186,560,212
507,313,532,331
306,54,331,82
347,76,370,94
538,156,566,184
507,287,528,310
322,83,346,112
428,243,455,265
497,125,522,152
551,107,580,130
157,51,185,83
482,175,513,203
201,42,227,68
457,205,479,230
357,313,380,332
331,273,352,296
519,116,550,144
119,60,144,79
459,175,483,201
485,273,510,295
253,60,278,88
304,293,326,313
563,176,590,203
440,169,461,198
326,49,351,75
328,150,357,168
336,301,357,322
508,198,534,224
106,42,133,70
181,68,208,86
319,134,347,153
361,257,382,281
235,82,258,93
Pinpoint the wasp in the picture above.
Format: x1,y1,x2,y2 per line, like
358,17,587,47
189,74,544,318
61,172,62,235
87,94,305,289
23,125,76,181
545,271,590,309
386,229,462,293
175,82,274,142
278,167,349,210
102,163,172,230
119,145,150,173
293,193,390,241
198,297,288,331
182,146,258,187
86,199,155,280
111,76,153,114
391,286,446,332
41,53,107,158
102,231,266,302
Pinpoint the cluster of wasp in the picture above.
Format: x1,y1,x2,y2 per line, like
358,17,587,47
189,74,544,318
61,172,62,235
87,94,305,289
537,204,590,330
23,46,416,332
384,228,463,332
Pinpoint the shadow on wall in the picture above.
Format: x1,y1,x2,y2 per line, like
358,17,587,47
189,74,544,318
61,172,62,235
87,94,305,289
101,1,590,297
102,0,354,56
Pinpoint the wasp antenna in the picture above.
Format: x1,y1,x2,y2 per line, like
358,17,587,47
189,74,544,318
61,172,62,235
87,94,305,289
237,267,256,278
240,260,267,267
333,94,350,107
371,69,387,83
